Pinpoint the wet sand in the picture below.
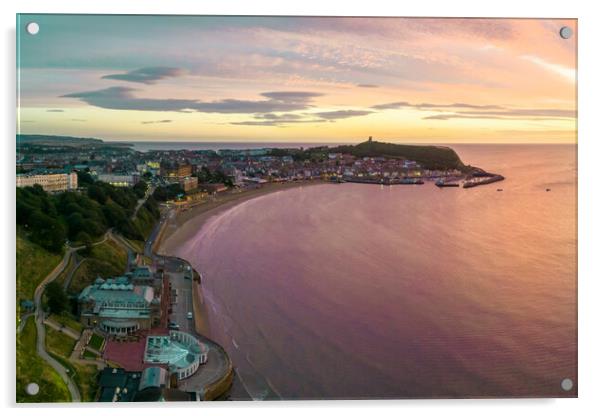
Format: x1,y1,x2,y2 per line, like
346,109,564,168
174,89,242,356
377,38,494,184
157,180,326,255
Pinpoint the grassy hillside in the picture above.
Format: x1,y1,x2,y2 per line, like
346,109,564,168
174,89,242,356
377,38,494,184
16,319,71,403
331,140,467,171
269,140,469,171
16,232,62,303
69,239,127,294
45,326,99,402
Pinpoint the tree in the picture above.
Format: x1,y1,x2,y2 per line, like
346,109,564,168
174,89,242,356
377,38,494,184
133,179,148,199
45,282,68,314
76,231,93,255
87,184,107,204
76,170,94,187
29,211,66,253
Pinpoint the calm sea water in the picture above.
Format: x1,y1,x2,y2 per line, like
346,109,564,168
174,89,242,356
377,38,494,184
174,144,577,399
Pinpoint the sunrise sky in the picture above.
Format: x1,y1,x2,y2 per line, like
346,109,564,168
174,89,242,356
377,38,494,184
17,15,577,143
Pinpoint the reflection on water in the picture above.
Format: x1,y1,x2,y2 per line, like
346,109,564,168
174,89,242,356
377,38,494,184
176,144,577,399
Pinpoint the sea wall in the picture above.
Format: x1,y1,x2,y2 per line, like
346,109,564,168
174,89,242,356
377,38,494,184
169,255,234,400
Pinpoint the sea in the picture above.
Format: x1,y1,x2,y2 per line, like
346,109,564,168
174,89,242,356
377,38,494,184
172,144,577,399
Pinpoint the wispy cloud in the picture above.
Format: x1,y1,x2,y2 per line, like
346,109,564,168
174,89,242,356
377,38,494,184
357,84,379,88
422,108,575,121
141,119,173,125
231,109,374,126
521,55,575,82
46,109,64,112
102,67,186,84
372,101,504,111
371,100,575,121
313,110,374,120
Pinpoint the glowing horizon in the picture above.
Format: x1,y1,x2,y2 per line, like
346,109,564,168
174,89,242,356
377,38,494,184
17,15,577,144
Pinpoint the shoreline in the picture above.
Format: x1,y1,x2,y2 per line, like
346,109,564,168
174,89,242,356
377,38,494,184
156,180,327,256
154,180,326,400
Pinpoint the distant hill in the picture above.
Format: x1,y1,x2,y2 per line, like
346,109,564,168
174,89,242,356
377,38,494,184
332,140,468,171
17,134,131,148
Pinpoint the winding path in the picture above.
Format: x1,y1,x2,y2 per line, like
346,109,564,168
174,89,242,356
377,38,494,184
33,247,82,402
31,231,109,402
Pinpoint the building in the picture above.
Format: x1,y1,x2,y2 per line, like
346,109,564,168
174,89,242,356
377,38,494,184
97,173,139,187
200,182,228,193
161,161,192,181
98,368,141,402
179,176,198,192
143,331,209,380
130,266,156,287
97,366,195,402
16,171,78,192
78,275,161,335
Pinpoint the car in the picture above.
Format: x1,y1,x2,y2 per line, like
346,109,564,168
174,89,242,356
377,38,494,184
168,322,180,330
187,312,193,319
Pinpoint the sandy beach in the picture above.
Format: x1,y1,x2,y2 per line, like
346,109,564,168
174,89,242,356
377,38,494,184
157,180,327,256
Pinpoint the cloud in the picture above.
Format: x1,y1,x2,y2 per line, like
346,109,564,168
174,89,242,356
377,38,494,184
231,119,326,127
313,110,374,120
46,109,64,112
70,118,87,122
371,101,412,110
357,84,379,88
521,55,575,82
370,100,575,121
232,108,374,126
62,87,323,114
423,108,575,121
102,67,185,84
231,112,325,126
141,119,173,125
371,101,503,110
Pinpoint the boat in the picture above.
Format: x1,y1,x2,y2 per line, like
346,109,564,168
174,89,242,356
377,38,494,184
497,188,503,192
546,188,551,192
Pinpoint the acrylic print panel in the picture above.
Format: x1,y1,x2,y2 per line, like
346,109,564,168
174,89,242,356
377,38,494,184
15,14,577,402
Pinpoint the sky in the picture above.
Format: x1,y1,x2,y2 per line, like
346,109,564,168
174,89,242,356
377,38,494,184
17,15,577,143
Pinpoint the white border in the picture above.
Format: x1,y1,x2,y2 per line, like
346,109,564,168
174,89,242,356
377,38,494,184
2,0,601,415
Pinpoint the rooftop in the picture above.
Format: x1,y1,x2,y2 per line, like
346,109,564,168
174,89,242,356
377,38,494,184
143,332,207,372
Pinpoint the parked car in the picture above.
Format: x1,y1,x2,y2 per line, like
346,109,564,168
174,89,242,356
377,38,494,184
187,312,193,319
168,322,180,330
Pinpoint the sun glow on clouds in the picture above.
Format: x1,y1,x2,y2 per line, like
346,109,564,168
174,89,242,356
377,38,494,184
18,15,576,143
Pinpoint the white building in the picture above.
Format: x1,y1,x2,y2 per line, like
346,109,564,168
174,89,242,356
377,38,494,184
97,173,139,187
16,172,78,192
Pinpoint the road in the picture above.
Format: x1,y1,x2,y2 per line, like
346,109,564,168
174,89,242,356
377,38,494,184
161,254,232,398
144,207,172,258
131,184,156,220
62,252,85,290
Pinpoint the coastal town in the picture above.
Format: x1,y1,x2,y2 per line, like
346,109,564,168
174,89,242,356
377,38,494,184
16,135,505,402
17,135,503,198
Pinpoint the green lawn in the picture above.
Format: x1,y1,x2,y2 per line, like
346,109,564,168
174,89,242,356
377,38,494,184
45,326,77,358
16,319,71,403
126,238,145,253
72,362,99,402
50,313,84,336
45,326,100,402
16,232,62,304
82,349,99,359
69,239,127,293
88,333,105,351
